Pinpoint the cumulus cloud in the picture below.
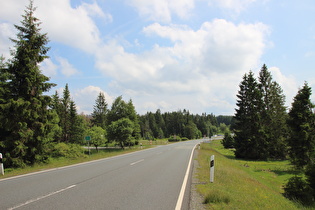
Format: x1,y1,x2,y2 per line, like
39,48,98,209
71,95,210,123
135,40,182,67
128,0,194,22
56,56,80,77
208,0,257,14
0,0,110,54
40,58,58,77
73,86,113,114
269,66,298,107
95,19,269,114
0,23,15,58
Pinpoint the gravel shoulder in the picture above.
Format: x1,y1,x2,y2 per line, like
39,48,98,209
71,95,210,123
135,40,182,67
189,149,207,210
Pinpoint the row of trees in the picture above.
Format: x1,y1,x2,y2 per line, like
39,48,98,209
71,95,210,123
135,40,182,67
230,64,315,205
139,110,232,140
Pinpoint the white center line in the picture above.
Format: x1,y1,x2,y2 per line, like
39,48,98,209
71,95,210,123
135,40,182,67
9,185,76,210
130,159,144,166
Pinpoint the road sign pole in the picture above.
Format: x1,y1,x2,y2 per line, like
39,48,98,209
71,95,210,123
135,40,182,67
85,136,91,155
210,155,215,183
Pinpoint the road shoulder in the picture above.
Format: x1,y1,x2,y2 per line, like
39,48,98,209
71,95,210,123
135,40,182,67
189,149,207,210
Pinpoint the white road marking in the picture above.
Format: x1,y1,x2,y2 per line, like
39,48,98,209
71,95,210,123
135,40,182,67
8,185,76,210
175,143,198,210
130,159,144,166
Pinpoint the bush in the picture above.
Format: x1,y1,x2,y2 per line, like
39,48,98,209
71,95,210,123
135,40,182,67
283,176,314,206
181,137,188,141
221,132,234,149
52,143,87,159
168,136,181,142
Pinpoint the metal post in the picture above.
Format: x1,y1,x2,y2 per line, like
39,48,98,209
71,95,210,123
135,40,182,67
210,155,215,183
0,153,4,175
88,141,90,155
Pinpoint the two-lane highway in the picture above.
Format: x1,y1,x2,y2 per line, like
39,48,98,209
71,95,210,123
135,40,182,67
0,140,203,210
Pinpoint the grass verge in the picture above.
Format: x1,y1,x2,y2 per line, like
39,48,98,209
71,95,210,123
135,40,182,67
195,140,311,209
0,143,156,179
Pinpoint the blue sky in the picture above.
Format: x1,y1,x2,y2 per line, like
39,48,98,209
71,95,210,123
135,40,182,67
1,0,315,115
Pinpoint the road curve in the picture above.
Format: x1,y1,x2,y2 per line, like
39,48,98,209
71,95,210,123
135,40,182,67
0,140,203,210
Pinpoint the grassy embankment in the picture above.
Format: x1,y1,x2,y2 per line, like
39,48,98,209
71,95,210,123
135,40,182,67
196,140,314,209
0,139,169,179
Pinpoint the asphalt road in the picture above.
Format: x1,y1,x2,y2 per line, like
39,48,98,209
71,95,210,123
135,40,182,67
0,139,204,210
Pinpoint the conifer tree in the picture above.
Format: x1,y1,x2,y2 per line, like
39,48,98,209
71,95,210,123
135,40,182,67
91,92,108,129
60,84,71,142
287,82,315,169
0,1,56,167
284,82,315,204
234,71,265,159
258,64,287,159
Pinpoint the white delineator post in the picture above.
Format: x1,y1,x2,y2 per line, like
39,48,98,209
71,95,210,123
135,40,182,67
210,155,215,183
0,153,4,175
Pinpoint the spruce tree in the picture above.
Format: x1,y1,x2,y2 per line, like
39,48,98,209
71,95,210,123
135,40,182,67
258,64,287,159
284,82,315,204
0,1,56,167
234,71,265,159
287,82,315,169
91,92,108,129
60,84,71,142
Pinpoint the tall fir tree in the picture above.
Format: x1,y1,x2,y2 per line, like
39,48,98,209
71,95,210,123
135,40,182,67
0,1,56,167
60,84,71,142
287,82,315,169
234,71,265,159
91,92,108,129
284,82,315,205
258,64,287,159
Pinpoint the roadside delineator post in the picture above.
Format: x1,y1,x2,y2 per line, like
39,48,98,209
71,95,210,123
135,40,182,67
210,155,215,183
0,153,4,175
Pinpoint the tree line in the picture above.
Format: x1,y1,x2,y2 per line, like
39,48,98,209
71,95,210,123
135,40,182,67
139,110,233,141
0,2,232,168
222,64,315,205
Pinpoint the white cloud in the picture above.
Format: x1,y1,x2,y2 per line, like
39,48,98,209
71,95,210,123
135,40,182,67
34,0,104,54
128,0,194,22
0,0,110,54
56,56,79,77
40,58,58,77
208,0,257,14
0,23,16,58
95,19,269,114
269,66,298,108
74,86,113,114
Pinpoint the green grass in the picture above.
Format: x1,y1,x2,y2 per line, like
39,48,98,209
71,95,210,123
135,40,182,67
0,141,160,179
195,140,310,209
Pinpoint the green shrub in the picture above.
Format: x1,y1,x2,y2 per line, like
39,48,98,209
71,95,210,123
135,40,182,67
181,137,188,141
221,132,234,149
283,176,314,206
168,136,180,142
52,143,87,159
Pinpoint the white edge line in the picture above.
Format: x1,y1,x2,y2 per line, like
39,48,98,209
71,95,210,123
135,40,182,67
8,185,76,210
175,143,198,210
130,159,144,166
